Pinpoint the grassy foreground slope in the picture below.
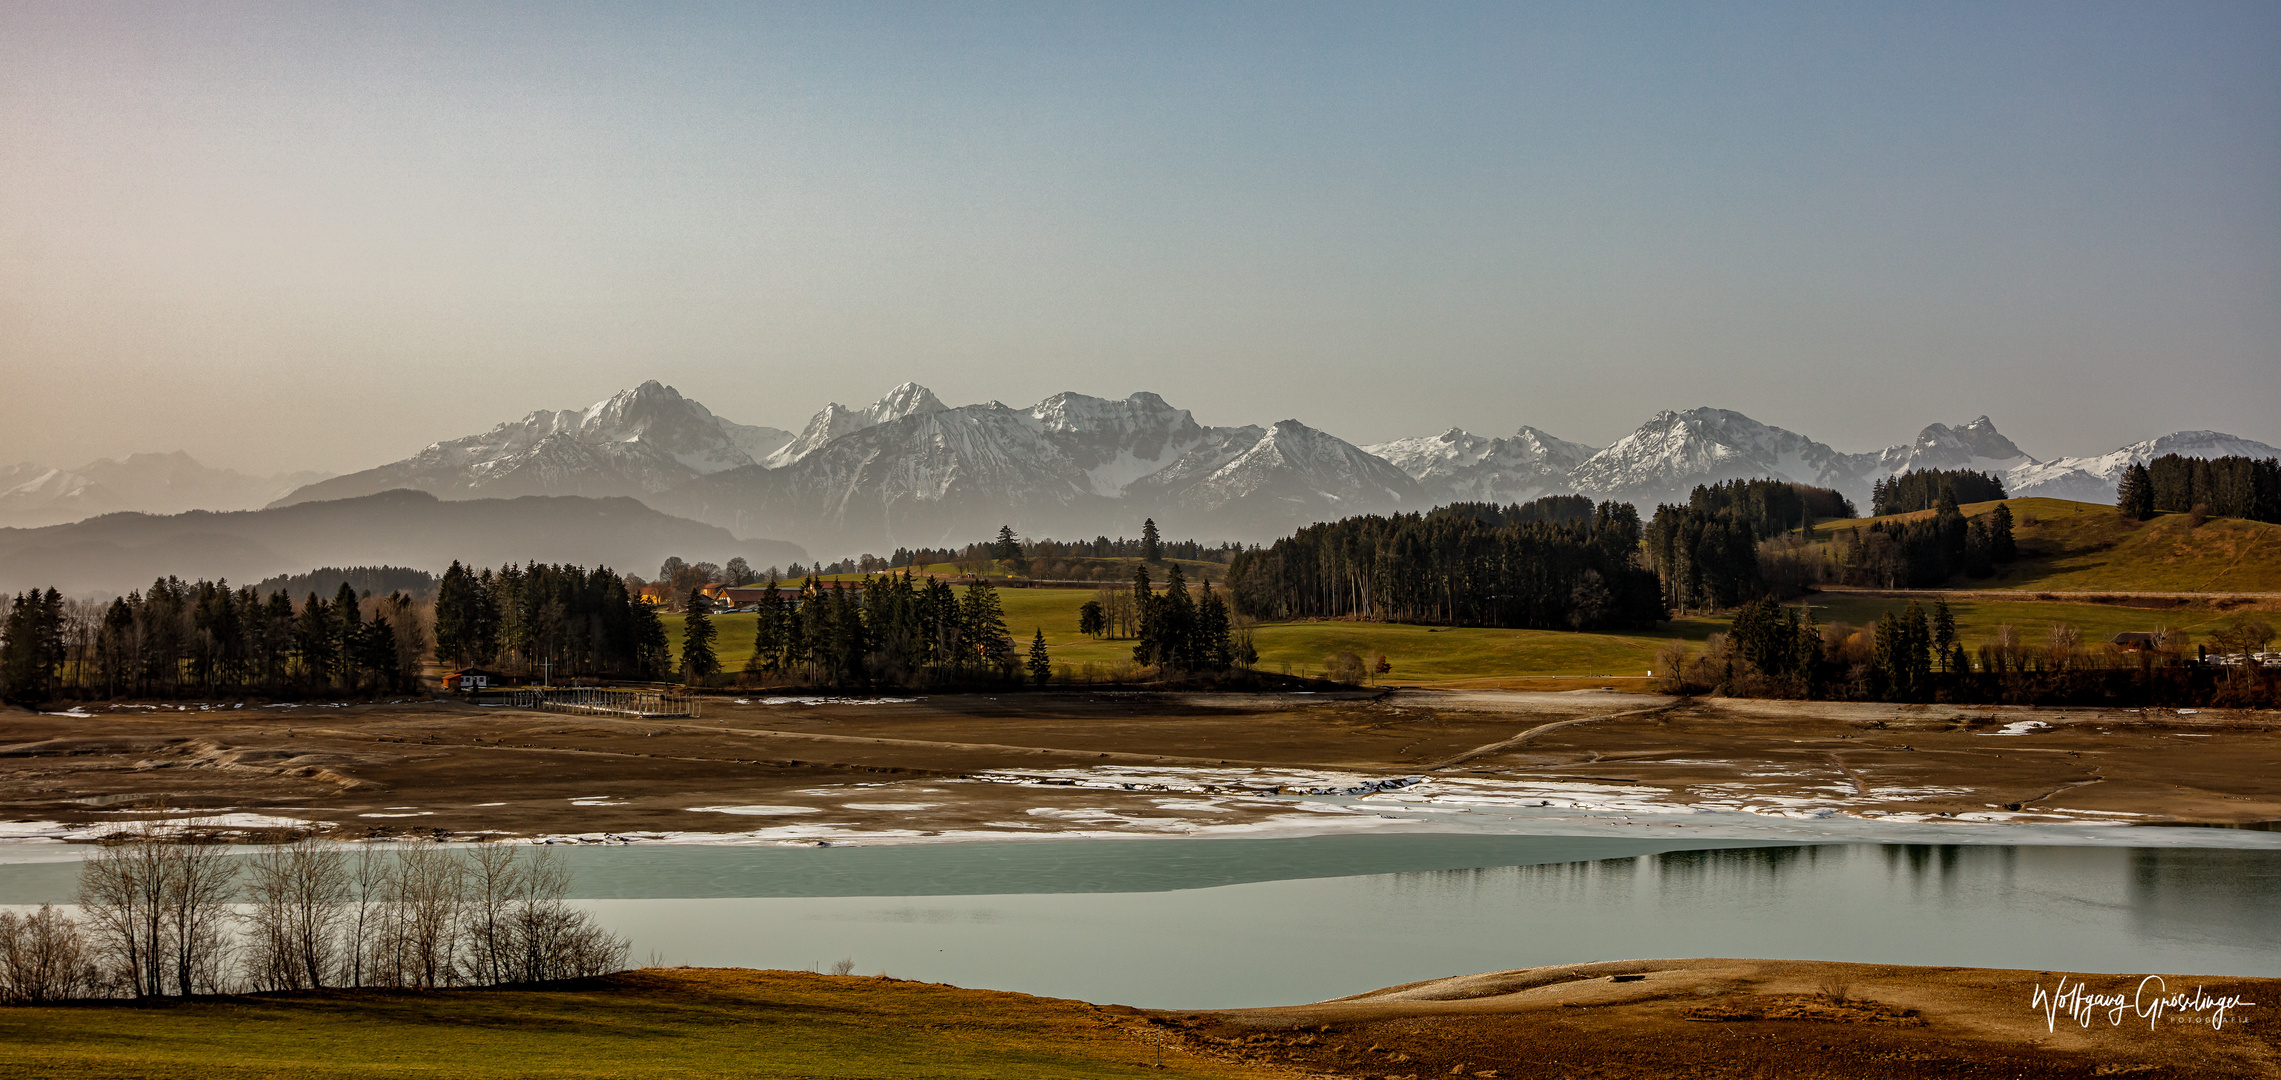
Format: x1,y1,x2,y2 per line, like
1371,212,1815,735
1816,497,2281,593
0,969,1269,1080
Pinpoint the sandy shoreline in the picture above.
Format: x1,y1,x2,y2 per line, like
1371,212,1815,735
1158,958,2281,1078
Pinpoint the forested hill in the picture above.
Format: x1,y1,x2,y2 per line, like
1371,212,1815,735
0,490,806,597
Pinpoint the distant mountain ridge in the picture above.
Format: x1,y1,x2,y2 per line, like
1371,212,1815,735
0,452,329,528
273,381,794,507
0,490,806,597
45,379,2270,558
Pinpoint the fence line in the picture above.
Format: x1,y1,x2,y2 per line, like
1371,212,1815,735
476,687,701,719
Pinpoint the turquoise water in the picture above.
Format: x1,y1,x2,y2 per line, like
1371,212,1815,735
6,836,2277,1008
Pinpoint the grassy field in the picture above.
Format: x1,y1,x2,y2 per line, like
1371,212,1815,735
0,969,1267,1080
1815,496,2281,593
666,573,2266,685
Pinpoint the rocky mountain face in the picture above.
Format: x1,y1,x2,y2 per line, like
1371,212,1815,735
1874,416,2036,477
0,452,329,528
765,381,947,468
272,381,793,507
1362,427,1597,507
659,389,1416,551
1560,408,1881,508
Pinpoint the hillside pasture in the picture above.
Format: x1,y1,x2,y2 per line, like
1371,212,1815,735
1812,497,2281,593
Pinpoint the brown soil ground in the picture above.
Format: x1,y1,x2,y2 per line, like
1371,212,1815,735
1156,959,2281,1079
1,689,2277,840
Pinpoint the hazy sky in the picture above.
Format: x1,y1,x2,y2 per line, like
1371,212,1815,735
4,2,2277,475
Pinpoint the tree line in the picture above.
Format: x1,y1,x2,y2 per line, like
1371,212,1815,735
1075,563,1240,672
1,579,426,704
253,566,438,602
1666,596,2278,708
0,825,625,1003
722,572,1018,688
1872,469,2006,516
432,562,671,681
1225,498,1665,630
1826,487,2018,588
2117,454,2281,523
896,518,1243,570
1640,479,1856,613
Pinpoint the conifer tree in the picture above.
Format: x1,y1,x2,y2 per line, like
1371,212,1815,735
434,561,479,668
993,526,1021,561
1140,519,1161,563
1077,600,1106,639
1027,629,1052,686
680,589,719,685
1130,564,1156,665
296,593,335,690
1196,580,1233,671
333,582,363,688
746,576,781,677
960,579,1010,677
1931,600,1957,672
2117,463,2154,521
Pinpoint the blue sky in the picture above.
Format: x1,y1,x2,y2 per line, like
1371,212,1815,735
3,1,2275,472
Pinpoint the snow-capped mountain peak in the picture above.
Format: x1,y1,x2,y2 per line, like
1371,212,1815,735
765,382,949,468
1566,407,1868,506
2004,430,2281,503
1873,416,2037,477
272,381,793,507
1362,424,1597,506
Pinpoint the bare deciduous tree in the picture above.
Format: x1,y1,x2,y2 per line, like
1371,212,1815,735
342,844,391,988
74,835,630,999
161,832,239,996
0,905,95,1003
76,823,173,997
389,846,463,989
242,837,350,991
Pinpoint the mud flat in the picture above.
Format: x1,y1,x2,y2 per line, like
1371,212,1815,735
2,689,2277,845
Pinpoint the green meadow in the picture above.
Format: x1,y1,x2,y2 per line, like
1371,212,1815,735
0,970,1266,1080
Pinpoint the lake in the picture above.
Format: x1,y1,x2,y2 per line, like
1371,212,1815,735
10,832,2273,1008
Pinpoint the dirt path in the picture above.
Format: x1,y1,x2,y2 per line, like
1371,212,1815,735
1421,704,1679,770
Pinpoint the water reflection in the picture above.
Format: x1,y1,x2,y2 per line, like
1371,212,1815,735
2129,848,2281,950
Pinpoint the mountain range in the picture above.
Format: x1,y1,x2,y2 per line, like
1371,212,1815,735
25,381,2278,564
278,381,796,506
0,452,330,529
